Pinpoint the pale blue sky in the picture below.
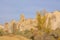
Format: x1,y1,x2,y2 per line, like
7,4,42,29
0,0,60,24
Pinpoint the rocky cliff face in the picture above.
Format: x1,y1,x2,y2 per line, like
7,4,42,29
46,11,60,30
0,11,60,32
19,11,60,31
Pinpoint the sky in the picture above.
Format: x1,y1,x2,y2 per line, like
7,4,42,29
0,0,60,24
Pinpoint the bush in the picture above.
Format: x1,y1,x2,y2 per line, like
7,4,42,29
0,29,4,36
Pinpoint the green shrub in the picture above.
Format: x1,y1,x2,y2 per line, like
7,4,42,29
0,29,4,36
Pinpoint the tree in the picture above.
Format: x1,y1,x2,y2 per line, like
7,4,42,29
12,22,17,34
45,17,52,34
36,11,42,30
36,11,47,31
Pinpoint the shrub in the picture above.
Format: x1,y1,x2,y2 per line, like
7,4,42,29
0,29,4,36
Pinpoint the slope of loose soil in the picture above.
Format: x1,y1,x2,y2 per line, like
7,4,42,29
0,35,31,40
